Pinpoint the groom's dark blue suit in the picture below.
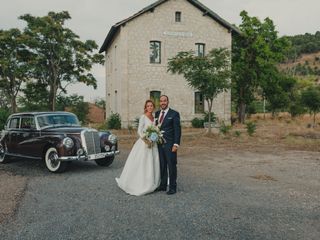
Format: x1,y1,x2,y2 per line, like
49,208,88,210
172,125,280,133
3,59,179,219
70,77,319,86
156,108,181,192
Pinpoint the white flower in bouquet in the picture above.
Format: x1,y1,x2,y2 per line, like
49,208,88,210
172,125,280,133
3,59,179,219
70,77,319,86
143,125,165,148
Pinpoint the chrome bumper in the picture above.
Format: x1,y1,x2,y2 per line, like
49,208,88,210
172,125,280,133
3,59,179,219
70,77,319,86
58,150,120,162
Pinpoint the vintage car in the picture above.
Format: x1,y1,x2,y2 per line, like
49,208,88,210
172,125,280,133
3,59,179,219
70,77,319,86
0,111,119,173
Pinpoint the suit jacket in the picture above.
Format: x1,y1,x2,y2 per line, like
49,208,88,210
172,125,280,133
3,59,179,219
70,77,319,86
155,108,181,146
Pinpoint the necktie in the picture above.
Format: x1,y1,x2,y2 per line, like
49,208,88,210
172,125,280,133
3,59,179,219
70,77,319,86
159,111,165,124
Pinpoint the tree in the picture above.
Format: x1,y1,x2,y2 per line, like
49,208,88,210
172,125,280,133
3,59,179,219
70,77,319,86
301,86,320,127
0,88,10,110
0,28,32,113
168,48,231,134
95,98,106,110
263,74,296,116
232,11,290,123
18,81,49,111
19,11,104,111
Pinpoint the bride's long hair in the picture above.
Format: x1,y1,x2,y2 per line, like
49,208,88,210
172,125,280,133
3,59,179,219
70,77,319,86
144,99,155,113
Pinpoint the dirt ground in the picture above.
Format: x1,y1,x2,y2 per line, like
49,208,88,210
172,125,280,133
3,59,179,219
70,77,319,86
0,170,27,223
0,113,319,225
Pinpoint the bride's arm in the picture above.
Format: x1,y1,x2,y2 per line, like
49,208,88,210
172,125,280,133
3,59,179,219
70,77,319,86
137,115,145,138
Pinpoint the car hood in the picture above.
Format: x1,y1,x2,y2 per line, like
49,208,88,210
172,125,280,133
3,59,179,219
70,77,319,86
41,127,91,134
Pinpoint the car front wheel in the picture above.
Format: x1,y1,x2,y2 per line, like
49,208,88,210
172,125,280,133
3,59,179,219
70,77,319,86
44,147,67,173
0,143,9,163
95,156,114,167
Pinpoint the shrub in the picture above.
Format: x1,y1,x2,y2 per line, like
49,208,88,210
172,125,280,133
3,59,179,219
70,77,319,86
106,112,121,129
234,130,241,137
289,103,305,117
191,117,204,128
219,122,232,135
246,121,256,136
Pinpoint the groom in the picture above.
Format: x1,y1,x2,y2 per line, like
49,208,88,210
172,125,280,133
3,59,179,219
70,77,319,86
155,95,181,195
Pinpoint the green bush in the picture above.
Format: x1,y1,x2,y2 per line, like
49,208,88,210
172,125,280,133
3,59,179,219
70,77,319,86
191,117,204,128
106,112,121,129
246,121,256,136
0,109,10,130
219,122,232,135
234,130,241,137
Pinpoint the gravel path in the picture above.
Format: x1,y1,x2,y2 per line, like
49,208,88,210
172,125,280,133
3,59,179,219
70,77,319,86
0,148,319,240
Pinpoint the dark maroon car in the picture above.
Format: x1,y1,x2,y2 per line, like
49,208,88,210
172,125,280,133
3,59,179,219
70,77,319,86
0,112,119,173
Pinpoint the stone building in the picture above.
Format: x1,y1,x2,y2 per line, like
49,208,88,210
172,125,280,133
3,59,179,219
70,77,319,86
99,0,240,127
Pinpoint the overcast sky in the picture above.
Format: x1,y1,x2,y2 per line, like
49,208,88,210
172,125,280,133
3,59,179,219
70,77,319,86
1,0,319,102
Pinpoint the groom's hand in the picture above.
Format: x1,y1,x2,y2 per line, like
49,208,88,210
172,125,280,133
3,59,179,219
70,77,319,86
172,145,178,152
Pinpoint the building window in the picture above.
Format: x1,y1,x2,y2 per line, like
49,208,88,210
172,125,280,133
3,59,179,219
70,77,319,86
196,43,205,57
150,41,161,64
150,91,161,110
195,92,204,114
175,11,181,22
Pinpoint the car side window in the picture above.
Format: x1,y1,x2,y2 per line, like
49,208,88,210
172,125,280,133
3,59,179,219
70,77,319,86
9,118,20,129
20,117,36,129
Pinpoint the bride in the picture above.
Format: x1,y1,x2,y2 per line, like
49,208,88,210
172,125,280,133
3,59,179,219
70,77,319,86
116,100,160,196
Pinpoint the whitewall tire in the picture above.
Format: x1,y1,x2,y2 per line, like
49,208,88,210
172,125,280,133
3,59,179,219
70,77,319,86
0,143,8,163
44,147,67,173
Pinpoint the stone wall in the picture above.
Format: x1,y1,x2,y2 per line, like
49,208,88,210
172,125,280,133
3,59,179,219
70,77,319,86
105,0,232,127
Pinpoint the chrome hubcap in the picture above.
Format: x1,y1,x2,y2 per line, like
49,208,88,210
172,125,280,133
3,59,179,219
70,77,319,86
49,152,59,168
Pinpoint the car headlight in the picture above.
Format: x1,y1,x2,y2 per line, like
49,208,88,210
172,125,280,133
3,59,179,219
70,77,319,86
104,145,111,151
108,134,117,144
77,149,84,156
63,137,74,149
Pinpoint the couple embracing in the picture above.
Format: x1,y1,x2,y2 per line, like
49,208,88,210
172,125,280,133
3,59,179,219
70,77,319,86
116,95,181,196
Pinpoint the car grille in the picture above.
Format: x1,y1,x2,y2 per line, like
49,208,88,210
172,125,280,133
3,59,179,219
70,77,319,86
81,130,101,155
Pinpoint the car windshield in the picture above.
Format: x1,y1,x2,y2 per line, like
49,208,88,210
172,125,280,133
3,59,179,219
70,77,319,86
37,114,81,129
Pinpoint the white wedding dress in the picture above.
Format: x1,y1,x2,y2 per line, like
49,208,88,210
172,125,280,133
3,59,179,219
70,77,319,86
116,115,160,196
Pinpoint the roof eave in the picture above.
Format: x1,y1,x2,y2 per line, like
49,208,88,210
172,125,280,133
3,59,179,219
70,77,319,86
99,26,119,53
187,0,241,35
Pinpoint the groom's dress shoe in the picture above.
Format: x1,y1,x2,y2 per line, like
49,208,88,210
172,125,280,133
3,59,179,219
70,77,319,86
166,189,176,195
155,186,166,192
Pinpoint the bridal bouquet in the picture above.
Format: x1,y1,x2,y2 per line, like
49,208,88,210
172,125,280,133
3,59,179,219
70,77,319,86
143,125,165,148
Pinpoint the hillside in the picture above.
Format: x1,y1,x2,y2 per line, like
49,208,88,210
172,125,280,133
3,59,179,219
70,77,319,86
280,31,320,82
280,51,320,81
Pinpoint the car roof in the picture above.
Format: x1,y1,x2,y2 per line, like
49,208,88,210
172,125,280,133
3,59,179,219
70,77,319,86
9,111,76,117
